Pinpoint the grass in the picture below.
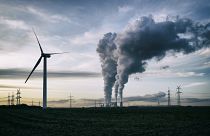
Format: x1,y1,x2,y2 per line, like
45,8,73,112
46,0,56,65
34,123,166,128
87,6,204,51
0,106,210,136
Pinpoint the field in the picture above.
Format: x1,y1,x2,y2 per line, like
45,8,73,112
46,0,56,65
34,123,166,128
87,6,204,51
0,106,210,136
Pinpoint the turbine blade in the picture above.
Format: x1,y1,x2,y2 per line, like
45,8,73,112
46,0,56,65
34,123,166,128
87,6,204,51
48,52,69,55
32,29,44,54
25,56,42,83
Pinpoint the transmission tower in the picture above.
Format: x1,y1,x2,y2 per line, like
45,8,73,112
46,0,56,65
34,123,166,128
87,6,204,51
8,93,10,106
168,87,171,106
16,88,21,105
69,93,73,108
176,85,182,106
11,92,14,105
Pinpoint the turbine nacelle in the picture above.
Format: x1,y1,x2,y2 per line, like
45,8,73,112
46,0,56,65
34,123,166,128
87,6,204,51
42,53,51,58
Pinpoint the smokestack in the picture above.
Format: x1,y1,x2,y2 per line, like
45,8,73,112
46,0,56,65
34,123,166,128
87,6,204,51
114,94,117,107
114,80,119,107
120,94,123,107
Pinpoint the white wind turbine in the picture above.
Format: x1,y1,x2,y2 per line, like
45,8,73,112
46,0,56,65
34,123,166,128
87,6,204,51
25,29,67,109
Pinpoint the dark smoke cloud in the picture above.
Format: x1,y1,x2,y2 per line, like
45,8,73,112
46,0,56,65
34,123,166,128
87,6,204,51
97,16,210,105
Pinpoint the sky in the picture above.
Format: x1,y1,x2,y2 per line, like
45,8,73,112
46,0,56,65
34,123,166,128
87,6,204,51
0,0,210,107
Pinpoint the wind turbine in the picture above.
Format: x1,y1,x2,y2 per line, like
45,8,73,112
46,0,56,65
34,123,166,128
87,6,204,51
25,29,66,109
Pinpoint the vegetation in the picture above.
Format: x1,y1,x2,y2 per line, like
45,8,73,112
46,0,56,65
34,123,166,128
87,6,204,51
0,106,210,136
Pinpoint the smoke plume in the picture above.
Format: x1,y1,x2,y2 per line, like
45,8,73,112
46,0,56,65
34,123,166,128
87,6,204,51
96,33,118,105
97,16,210,106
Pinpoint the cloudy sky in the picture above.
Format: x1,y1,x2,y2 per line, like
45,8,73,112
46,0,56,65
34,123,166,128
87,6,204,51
0,0,210,107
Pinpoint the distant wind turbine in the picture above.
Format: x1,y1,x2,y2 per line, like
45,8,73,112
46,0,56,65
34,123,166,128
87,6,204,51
25,29,67,109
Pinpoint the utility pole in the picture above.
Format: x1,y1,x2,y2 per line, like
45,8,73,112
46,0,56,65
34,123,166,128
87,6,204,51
69,93,73,108
39,101,40,107
8,93,10,106
176,85,182,106
168,87,171,106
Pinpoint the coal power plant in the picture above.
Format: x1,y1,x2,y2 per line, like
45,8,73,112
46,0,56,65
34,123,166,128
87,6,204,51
97,16,210,107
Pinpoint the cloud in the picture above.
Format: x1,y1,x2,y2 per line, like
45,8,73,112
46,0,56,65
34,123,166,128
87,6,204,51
176,72,205,77
44,92,166,105
183,82,207,88
199,48,210,57
204,61,210,67
26,6,71,23
69,31,101,45
82,92,166,103
160,65,170,70
0,16,30,30
118,6,133,13
0,84,39,91
48,99,69,104
123,92,167,102
0,68,101,79
0,16,32,52
141,70,205,78
183,98,210,103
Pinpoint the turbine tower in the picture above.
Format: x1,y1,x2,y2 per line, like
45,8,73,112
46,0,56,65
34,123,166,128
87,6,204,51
176,85,182,106
25,29,66,109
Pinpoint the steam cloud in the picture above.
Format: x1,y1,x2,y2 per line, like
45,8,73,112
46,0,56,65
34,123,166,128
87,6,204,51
96,33,118,105
97,16,210,106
